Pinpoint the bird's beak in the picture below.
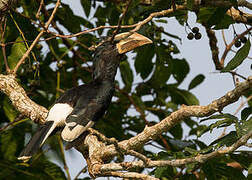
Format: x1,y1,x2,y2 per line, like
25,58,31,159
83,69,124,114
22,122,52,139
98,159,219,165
115,32,152,54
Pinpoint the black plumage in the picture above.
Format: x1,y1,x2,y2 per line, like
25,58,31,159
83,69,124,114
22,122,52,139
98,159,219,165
18,32,152,161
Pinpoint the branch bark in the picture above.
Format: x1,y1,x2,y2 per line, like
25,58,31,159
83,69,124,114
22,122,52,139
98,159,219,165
76,76,252,178
0,74,47,123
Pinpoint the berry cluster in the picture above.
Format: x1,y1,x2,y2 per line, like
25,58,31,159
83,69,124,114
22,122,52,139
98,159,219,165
187,27,202,40
235,36,247,48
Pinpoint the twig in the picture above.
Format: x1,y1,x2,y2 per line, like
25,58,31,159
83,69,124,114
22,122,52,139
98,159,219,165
228,71,247,80
0,17,10,73
0,114,26,132
13,0,61,74
36,0,44,18
57,136,71,180
110,0,133,42
234,94,252,115
9,12,38,65
222,30,228,47
220,27,252,67
222,29,252,60
74,166,87,180
130,5,186,32
89,129,150,164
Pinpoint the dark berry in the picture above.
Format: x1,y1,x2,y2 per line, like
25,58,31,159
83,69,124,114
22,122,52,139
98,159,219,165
192,27,199,33
195,33,202,40
240,36,247,43
187,32,194,40
235,40,241,48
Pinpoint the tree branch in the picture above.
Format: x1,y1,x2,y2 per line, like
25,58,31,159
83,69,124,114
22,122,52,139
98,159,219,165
205,27,221,70
0,74,48,123
76,76,252,178
238,0,252,10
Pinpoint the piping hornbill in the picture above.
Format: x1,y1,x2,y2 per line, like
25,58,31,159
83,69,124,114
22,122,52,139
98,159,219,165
18,32,152,161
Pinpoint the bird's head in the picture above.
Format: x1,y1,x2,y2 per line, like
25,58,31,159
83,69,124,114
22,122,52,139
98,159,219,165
92,32,152,80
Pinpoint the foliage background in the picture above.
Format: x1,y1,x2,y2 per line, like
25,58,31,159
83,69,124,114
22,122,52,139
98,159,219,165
0,0,251,179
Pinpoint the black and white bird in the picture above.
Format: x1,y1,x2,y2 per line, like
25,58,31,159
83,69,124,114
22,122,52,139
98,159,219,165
18,32,152,161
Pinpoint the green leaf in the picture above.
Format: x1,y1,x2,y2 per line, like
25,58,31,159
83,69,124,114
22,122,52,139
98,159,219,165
189,125,209,137
119,60,133,92
154,166,176,179
237,117,252,137
155,19,167,23
0,123,27,161
210,131,238,147
186,0,194,10
180,174,197,180
134,44,155,79
209,118,235,132
230,153,252,170
184,147,198,155
197,7,230,28
214,14,235,29
241,107,252,120
249,163,252,175
81,0,91,17
171,59,190,84
203,159,246,180
131,93,145,112
169,124,183,139
222,39,251,72
200,113,238,122
173,89,199,105
7,36,27,70
188,74,205,90
55,3,93,33
3,97,18,122
148,45,172,87
38,159,66,180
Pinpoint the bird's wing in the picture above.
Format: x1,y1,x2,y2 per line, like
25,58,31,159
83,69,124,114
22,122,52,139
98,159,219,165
61,96,105,142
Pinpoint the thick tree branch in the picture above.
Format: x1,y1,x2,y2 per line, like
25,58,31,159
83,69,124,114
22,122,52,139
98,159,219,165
0,74,48,123
77,76,252,178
